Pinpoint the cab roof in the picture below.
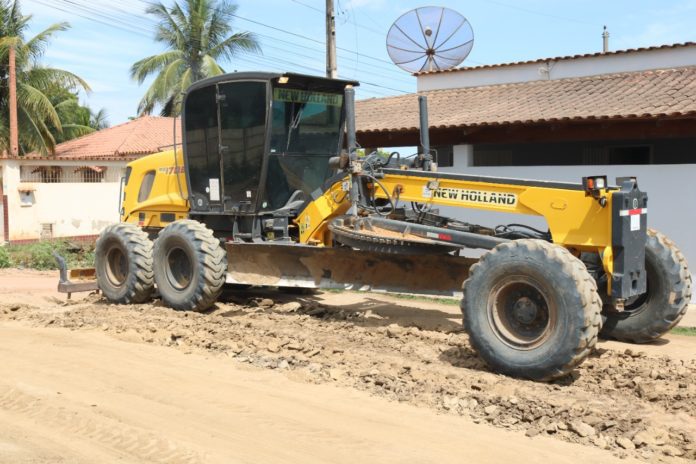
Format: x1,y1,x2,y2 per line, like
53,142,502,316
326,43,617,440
186,72,360,95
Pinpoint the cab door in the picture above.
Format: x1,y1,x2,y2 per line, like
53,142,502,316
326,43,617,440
184,85,223,211
216,80,268,213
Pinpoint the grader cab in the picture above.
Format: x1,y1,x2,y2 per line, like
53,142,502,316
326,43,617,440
89,72,691,381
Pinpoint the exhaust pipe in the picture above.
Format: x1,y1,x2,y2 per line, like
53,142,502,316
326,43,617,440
344,85,360,216
418,95,434,171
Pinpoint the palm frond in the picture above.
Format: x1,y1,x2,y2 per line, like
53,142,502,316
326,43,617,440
24,22,70,64
26,67,91,93
130,50,183,83
202,54,224,76
17,81,62,129
208,31,260,60
61,123,95,140
90,108,109,130
18,106,55,155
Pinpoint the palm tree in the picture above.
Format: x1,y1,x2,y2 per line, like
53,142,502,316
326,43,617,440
131,0,260,116
0,0,90,155
50,89,109,143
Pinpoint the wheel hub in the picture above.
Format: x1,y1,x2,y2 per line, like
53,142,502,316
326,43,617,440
166,247,193,291
487,277,557,350
512,296,539,324
105,245,128,287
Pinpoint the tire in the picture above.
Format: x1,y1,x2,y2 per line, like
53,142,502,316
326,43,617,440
153,220,226,311
95,223,154,304
600,229,692,343
461,239,602,381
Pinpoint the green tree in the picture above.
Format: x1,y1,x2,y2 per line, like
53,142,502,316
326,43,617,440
131,0,260,116
0,0,90,154
46,86,109,143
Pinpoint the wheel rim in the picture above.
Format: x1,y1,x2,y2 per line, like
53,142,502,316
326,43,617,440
105,244,128,287
487,276,557,350
165,246,193,291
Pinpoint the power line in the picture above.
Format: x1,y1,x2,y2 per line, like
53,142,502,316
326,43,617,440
37,0,415,96
289,0,385,36
126,0,416,80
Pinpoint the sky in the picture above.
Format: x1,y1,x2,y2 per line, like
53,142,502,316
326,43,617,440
20,0,696,126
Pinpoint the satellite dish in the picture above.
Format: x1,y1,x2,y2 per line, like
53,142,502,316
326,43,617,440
386,6,474,73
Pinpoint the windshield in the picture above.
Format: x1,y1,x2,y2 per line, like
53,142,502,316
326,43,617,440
270,87,343,155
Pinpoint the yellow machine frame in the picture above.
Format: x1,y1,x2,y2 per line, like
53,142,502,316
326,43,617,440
121,148,619,294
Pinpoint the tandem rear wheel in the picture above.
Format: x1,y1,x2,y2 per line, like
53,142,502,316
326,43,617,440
599,229,692,343
461,239,602,381
153,220,227,311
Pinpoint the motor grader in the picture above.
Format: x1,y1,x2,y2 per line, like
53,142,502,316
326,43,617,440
82,72,690,381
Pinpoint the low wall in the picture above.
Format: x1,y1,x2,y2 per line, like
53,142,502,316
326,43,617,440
8,182,120,241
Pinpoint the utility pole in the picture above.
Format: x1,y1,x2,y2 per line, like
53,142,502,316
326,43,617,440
8,44,19,157
325,0,337,78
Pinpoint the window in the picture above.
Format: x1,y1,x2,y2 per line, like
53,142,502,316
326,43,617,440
472,141,659,166
608,145,651,165
270,87,343,155
137,171,156,202
77,167,105,183
432,145,453,168
20,165,116,182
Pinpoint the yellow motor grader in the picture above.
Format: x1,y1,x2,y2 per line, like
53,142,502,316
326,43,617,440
76,72,690,380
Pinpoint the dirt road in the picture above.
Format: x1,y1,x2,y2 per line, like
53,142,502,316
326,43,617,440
0,269,694,463
0,323,639,464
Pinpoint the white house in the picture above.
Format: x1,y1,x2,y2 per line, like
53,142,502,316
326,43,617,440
0,116,180,243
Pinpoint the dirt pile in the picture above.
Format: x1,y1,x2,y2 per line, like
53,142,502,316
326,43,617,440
1,295,694,462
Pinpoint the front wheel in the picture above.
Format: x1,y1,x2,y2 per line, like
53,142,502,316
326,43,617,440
600,229,692,343
153,220,226,311
461,240,602,381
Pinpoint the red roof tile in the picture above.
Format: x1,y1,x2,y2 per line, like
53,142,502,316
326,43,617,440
24,116,182,161
356,67,696,134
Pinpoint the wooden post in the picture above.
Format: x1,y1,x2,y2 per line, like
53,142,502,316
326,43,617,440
9,45,19,157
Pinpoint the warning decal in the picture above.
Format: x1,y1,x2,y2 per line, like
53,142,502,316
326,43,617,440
430,187,518,207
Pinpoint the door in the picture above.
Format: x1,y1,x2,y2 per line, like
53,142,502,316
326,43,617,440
184,85,222,211
216,81,267,211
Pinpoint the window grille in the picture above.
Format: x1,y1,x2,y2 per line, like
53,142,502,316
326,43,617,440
20,165,119,183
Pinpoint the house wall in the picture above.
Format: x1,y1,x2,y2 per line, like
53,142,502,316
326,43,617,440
440,145,696,298
418,46,696,91
1,159,127,242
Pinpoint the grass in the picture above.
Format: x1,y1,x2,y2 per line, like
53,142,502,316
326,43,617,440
671,326,696,336
0,240,95,270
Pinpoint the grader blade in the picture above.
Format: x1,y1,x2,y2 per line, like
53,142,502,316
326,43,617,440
225,243,476,295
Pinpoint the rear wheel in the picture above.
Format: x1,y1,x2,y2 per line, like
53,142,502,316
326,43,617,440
153,220,226,311
95,223,154,304
462,240,602,381
600,229,691,343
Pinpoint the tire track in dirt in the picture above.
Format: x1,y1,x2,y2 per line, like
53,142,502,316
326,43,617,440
1,296,694,462
0,384,201,463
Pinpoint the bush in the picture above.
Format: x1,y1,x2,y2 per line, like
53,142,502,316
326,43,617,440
0,246,11,268
6,240,95,270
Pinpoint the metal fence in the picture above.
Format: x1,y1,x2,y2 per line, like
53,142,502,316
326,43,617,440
19,165,122,183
